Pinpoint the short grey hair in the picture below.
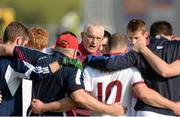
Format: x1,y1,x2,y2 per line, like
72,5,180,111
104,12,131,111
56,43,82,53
83,22,104,35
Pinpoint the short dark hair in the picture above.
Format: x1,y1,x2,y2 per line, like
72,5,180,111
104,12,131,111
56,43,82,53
3,22,30,43
108,33,128,51
150,21,173,37
104,30,111,40
127,19,147,34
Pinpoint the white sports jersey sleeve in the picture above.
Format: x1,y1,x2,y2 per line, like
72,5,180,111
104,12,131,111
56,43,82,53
130,67,144,86
83,67,92,92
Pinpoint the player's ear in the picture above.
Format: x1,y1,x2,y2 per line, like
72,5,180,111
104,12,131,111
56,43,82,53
144,32,148,38
81,32,86,39
15,36,23,45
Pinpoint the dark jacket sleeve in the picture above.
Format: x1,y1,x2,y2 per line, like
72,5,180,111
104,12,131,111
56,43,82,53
13,46,48,65
84,50,139,71
10,60,53,81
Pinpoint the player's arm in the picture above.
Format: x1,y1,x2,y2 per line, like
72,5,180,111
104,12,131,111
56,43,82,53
11,60,61,81
133,83,180,115
45,59,83,73
84,51,137,71
31,90,125,115
133,38,180,77
13,46,83,70
0,44,83,70
137,45,180,77
31,97,77,114
141,46,180,77
31,90,125,116
131,68,180,115
71,89,125,116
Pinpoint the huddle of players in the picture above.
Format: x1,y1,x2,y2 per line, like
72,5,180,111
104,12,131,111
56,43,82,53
0,19,180,116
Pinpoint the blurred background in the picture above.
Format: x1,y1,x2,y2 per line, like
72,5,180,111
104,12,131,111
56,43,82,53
0,0,179,45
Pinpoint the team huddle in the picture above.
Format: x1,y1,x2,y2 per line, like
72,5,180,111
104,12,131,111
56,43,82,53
0,19,180,116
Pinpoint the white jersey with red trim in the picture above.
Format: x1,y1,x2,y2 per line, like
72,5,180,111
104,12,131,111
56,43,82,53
83,66,144,116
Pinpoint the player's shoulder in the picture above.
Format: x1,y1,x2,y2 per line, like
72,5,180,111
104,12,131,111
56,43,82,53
84,65,93,71
168,40,180,47
84,66,100,73
15,46,31,52
124,67,140,74
83,66,104,77
63,65,82,74
15,46,46,57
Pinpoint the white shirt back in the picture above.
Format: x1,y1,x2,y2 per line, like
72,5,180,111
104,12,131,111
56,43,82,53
83,66,144,116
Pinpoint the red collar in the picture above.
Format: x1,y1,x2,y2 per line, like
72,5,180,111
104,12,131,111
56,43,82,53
78,43,91,57
78,42,97,57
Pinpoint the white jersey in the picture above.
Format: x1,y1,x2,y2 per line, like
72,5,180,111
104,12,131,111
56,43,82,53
83,66,144,116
